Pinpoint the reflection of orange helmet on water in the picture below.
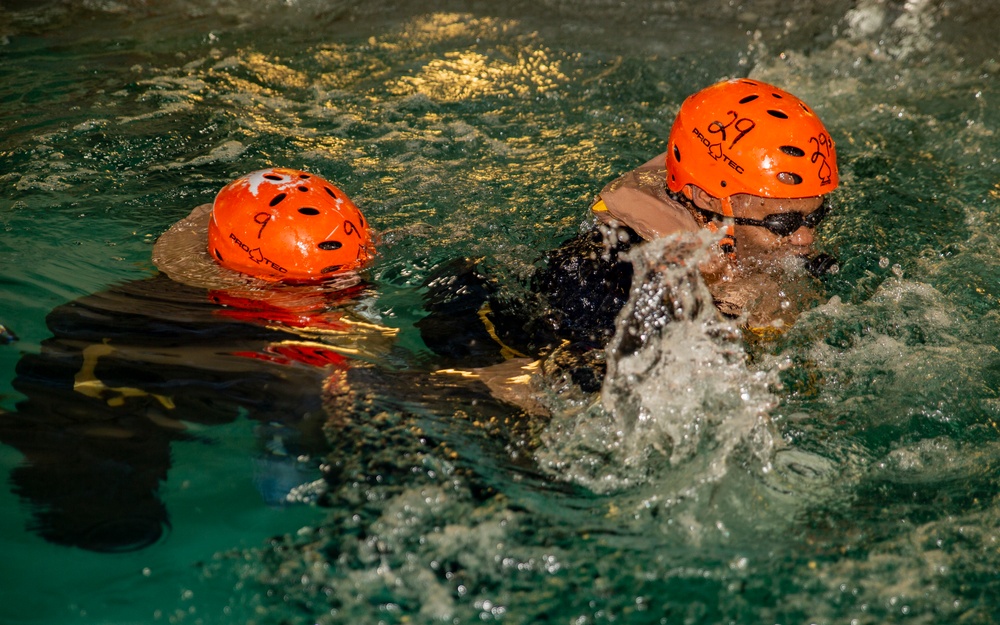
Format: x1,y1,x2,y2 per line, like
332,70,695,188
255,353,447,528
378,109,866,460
207,168,374,281
666,79,838,201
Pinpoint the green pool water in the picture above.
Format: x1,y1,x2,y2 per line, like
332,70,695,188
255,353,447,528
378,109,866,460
3,0,1000,623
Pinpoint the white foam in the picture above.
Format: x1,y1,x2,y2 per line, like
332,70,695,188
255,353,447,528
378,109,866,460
535,231,779,494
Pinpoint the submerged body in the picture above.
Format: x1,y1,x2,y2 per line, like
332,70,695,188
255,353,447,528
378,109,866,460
0,272,391,551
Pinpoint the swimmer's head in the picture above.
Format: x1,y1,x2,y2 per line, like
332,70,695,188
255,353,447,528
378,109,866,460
206,168,374,282
665,79,838,256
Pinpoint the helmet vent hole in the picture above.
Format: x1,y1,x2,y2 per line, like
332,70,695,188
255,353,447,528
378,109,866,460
318,240,343,251
779,145,806,157
214,248,224,261
673,145,681,162
720,180,727,188
298,207,320,215
297,185,309,192
767,109,789,119
264,174,283,181
777,172,803,185
321,265,344,274
269,193,287,206
771,93,783,99
299,174,311,179
738,95,758,104
324,187,338,199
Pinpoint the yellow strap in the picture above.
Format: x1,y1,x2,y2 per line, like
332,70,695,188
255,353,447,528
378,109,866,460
75,340,175,409
478,303,529,359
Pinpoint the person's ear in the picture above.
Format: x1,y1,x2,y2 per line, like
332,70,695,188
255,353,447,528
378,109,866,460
688,186,721,212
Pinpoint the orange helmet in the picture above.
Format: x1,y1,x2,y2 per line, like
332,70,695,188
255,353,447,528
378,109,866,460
207,168,374,281
666,79,838,201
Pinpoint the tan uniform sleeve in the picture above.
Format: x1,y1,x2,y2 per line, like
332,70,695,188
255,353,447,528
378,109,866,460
592,152,700,241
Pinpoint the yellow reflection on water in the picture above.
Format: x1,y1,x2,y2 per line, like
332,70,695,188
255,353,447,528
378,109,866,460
384,13,571,102
237,52,310,90
391,45,568,102
288,135,359,162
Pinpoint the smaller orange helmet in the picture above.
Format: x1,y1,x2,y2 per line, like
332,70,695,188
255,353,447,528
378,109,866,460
666,78,838,201
207,168,374,281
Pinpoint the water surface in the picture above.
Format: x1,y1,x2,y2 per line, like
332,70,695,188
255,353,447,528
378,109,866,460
2,0,1000,623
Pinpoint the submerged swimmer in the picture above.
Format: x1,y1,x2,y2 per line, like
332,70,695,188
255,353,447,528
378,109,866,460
0,168,390,552
420,79,841,393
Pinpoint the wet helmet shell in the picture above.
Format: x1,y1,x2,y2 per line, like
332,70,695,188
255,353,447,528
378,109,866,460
207,168,374,281
666,79,838,200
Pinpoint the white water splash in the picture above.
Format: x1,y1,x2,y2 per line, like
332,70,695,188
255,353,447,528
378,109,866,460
536,231,778,494
604,232,778,471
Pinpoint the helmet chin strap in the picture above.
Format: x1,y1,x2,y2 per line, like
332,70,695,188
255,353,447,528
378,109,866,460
688,190,738,260
719,196,737,260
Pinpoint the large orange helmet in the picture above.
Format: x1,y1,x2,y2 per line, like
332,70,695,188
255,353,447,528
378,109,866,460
666,78,838,202
207,168,374,281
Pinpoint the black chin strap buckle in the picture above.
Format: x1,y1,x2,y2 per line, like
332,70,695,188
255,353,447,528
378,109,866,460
803,252,839,277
